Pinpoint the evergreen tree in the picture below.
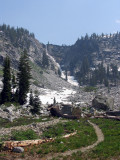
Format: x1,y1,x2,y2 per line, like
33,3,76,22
13,88,19,103
65,69,68,81
1,56,11,104
42,51,49,68
111,64,119,85
58,68,61,77
11,71,17,94
18,49,31,105
104,78,109,87
29,90,34,106
30,91,41,114
11,71,18,102
90,72,97,86
53,97,56,105
96,62,105,84
107,65,110,78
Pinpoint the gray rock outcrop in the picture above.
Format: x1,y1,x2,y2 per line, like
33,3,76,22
12,147,24,153
92,94,114,111
49,104,81,119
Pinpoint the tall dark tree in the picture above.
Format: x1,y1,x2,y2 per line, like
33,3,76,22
11,71,18,102
11,71,17,93
1,56,11,104
58,68,61,77
18,49,31,105
42,51,49,68
65,69,68,81
107,65,110,78
53,97,56,105
29,90,34,106
30,91,41,114
111,64,119,85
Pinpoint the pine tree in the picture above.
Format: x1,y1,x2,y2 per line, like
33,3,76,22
30,91,41,114
42,51,49,68
1,56,11,104
104,78,109,87
58,68,61,77
11,71,17,94
13,88,19,103
29,90,34,106
53,97,56,105
18,49,31,105
107,65,110,78
65,69,68,81
11,71,17,102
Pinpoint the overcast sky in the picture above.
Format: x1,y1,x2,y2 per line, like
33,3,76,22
0,0,120,45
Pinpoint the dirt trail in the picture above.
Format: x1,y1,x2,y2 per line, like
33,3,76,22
0,119,68,137
42,120,104,160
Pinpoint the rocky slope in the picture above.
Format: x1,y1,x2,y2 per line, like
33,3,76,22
0,25,120,110
0,25,74,91
48,33,120,74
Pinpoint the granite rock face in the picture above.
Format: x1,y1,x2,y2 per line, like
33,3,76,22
92,94,114,111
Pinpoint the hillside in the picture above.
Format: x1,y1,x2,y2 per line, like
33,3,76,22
1,25,120,88
1,25,120,107
48,33,120,70
0,24,74,91
48,33,120,86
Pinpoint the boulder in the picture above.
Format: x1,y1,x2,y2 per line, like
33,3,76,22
49,104,81,119
12,147,24,153
7,115,14,122
92,94,114,111
4,104,15,115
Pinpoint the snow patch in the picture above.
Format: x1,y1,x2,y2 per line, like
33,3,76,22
118,67,120,71
67,76,79,87
39,87,76,105
61,71,79,86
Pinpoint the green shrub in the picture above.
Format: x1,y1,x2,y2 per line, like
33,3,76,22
84,86,97,92
0,69,3,76
33,80,39,86
3,102,20,108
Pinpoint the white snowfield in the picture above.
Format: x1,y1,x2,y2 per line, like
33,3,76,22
31,73,79,105
61,71,79,87
39,68,79,104
38,46,79,104
39,87,76,105
0,48,79,105
67,76,79,87
0,74,78,105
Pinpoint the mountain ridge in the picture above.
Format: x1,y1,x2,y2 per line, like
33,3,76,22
1,24,120,89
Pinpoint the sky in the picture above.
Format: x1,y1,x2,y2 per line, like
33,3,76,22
0,0,120,45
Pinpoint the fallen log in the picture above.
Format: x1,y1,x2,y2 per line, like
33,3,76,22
3,131,77,150
3,138,54,150
95,115,120,121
